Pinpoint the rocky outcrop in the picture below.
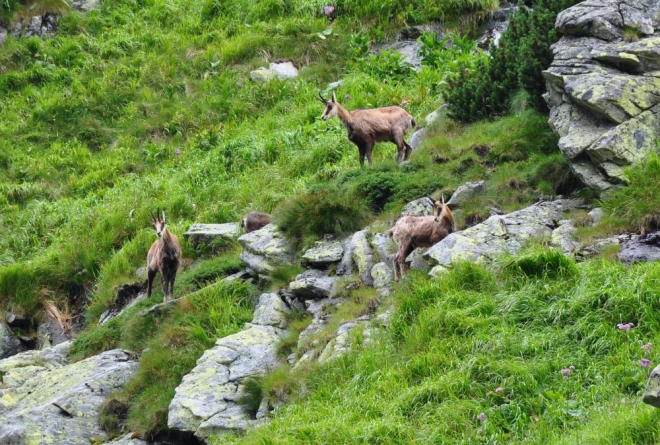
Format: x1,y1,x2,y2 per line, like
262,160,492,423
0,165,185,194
446,181,486,207
238,224,294,278
168,292,290,439
350,230,376,286
183,223,240,248
424,199,584,271
301,239,344,267
543,0,660,193
0,323,26,360
0,342,138,445
288,269,341,299
617,231,660,264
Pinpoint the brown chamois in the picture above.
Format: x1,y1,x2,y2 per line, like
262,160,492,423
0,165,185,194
147,209,182,301
317,91,416,166
241,211,272,233
390,197,455,280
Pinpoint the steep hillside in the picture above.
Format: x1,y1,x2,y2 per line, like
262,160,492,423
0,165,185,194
2,0,660,443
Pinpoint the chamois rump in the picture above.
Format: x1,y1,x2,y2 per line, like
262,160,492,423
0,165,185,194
390,198,455,280
147,210,182,301
241,211,272,233
317,91,416,166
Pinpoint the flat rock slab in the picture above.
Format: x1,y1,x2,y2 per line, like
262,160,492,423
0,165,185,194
0,343,138,445
302,240,344,266
424,199,583,269
289,269,341,300
184,223,240,247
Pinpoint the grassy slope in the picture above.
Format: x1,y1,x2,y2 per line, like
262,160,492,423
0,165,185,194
216,254,660,445
3,0,660,441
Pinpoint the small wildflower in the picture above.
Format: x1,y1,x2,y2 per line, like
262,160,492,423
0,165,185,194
642,342,653,352
560,368,572,378
323,5,335,16
192,203,196,209
639,358,652,369
494,387,503,393
175,149,181,155
477,412,487,422
617,322,635,331
569,365,575,370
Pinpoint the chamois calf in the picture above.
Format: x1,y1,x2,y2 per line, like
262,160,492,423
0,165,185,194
241,211,272,233
147,210,182,301
317,91,416,166
390,198,455,280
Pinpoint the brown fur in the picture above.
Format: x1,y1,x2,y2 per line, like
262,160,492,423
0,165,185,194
147,211,182,301
319,91,416,166
390,200,455,280
241,211,272,233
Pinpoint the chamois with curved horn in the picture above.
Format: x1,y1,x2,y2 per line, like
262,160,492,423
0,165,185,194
317,91,416,166
390,197,455,280
147,209,182,301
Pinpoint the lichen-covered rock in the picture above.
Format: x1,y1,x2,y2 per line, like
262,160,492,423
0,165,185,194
168,292,291,438
288,269,341,300
0,343,138,445
0,323,26,360
168,323,286,439
238,224,294,278
370,262,393,296
350,230,375,286
370,232,396,269
183,223,240,247
104,433,149,444
302,240,344,266
408,127,427,150
643,364,660,408
400,197,434,217
544,0,660,192
424,199,583,267
588,207,604,225
446,181,486,207
249,69,278,83
551,220,580,254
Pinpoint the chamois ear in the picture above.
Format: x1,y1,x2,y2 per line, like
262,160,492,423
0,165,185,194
331,91,337,103
162,211,166,223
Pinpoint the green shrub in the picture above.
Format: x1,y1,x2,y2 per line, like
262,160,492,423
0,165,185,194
444,0,581,122
275,185,371,247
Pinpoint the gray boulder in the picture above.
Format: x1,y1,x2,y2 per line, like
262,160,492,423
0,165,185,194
543,0,660,192
288,269,341,300
370,262,394,297
424,199,583,270
0,342,138,445
168,292,290,439
618,232,660,264
401,197,435,217
643,364,660,408
0,323,25,360
183,223,240,248
446,181,486,207
269,61,298,79
350,230,375,286
302,240,344,266
238,224,294,278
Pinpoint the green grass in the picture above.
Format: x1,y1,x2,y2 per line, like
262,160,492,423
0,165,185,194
79,279,255,438
213,255,660,445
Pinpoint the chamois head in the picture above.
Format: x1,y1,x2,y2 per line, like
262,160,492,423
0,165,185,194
317,91,339,121
433,196,456,232
150,209,167,238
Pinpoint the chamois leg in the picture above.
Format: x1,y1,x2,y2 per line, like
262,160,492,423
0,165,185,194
353,140,367,167
161,274,169,301
147,268,157,298
394,241,414,281
403,141,413,160
391,130,406,163
365,141,375,166
169,272,176,298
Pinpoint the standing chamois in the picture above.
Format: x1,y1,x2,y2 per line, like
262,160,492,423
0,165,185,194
147,209,182,301
317,91,416,166
390,197,455,280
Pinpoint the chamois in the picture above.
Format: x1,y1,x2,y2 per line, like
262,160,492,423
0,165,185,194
317,91,416,166
241,211,272,233
390,198,455,280
147,210,182,301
